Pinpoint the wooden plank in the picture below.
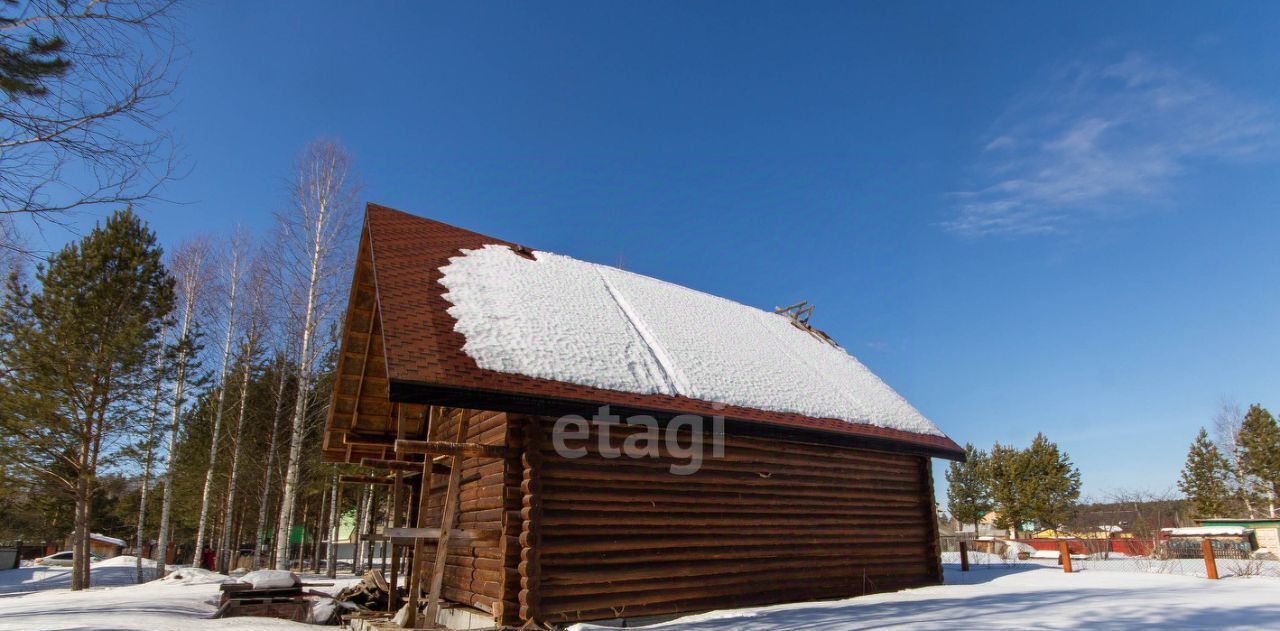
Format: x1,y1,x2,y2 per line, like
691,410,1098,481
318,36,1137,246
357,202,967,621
387,403,404,614
424,409,474,625
395,439,507,459
383,527,501,546
361,457,450,475
403,406,442,628
339,475,393,486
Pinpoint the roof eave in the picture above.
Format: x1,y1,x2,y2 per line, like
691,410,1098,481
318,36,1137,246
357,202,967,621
388,377,966,460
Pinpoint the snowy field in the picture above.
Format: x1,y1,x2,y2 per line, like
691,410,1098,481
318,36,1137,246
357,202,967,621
571,564,1280,631
4,560,1280,630
0,557,359,631
0,556,166,595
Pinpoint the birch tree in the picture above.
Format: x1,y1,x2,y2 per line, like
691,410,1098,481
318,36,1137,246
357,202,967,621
1215,398,1259,517
327,466,339,579
193,231,247,561
218,249,270,572
253,354,290,570
154,237,209,575
134,326,169,583
271,140,357,570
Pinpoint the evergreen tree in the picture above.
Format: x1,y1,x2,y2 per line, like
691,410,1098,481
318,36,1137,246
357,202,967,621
0,208,173,590
1237,404,1280,517
983,443,1027,537
1178,427,1232,518
1021,433,1081,530
0,0,70,98
946,443,992,533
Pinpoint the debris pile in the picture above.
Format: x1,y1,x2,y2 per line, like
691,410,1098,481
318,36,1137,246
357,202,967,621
329,570,398,624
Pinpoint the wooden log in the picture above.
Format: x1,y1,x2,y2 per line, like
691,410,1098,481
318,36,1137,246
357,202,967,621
1202,539,1218,580
517,418,545,624
424,409,474,624
338,474,393,485
395,439,508,459
537,476,924,502
360,457,451,475
541,554,928,590
541,561,926,598
404,406,444,628
536,574,933,622
540,542,931,570
383,527,501,546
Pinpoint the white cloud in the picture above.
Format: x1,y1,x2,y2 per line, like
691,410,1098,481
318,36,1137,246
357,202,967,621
946,53,1274,237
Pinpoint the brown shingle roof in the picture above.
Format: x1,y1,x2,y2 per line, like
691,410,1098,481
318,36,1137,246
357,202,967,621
347,203,962,459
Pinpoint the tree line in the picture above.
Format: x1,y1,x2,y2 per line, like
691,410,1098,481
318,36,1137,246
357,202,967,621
944,433,1082,538
1179,401,1280,520
0,139,366,591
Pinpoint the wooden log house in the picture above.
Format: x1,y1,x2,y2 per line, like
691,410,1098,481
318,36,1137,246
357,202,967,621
323,204,964,629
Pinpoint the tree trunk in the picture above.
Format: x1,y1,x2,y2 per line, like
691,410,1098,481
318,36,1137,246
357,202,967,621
195,269,239,560
311,489,326,573
253,362,288,570
273,337,315,571
218,359,252,573
135,350,165,583
327,467,340,579
72,473,89,591
156,303,196,576
352,484,366,574
361,484,374,574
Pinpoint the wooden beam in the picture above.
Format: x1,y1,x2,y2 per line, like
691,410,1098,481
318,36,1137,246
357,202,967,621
387,402,404,614
394,439,507,459
360,457,450,475
338,474,394,486
343,434,397,448
424,409,473,624
403,406,444,628
383,527,501,546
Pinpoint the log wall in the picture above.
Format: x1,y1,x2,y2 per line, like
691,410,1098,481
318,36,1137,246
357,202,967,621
415,408,513,616
516,416,941,624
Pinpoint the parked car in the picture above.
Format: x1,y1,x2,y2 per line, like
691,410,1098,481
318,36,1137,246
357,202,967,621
34,551,102,567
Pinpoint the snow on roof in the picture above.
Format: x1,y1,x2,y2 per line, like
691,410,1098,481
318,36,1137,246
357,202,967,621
88,533,126,546
440,244,943,437
1162,526,1250,537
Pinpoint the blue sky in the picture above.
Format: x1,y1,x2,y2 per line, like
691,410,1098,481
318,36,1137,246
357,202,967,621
23,2,1280,499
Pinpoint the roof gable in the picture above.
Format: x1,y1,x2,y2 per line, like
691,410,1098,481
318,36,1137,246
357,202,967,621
325,204,962,460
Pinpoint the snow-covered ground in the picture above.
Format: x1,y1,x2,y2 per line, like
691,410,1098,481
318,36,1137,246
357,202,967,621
6,559,1280,630
571,564,1280,630
0,558,359,631
0,556,165,595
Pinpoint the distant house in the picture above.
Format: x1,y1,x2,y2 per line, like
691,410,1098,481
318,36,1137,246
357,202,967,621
1162,526,1253,557
63,533,125,558
950,511,1005,537
1195,518,1280,555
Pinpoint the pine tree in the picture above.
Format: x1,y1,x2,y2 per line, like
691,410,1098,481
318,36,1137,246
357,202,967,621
0,1,70,98
0,208,173,590
1021,433,1081,531
1238,404,1280,517
983,443,1027,537
946,443,992,533
1178,427,1232,518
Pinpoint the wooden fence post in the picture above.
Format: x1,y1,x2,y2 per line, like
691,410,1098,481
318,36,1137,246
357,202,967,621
1201,539,1219,580
1059,541,1073,573
959,541,970,572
